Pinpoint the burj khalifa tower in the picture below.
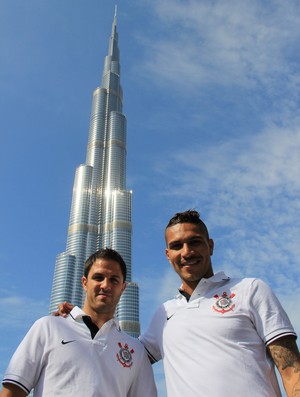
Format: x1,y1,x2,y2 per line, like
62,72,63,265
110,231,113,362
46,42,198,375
49,10,140,338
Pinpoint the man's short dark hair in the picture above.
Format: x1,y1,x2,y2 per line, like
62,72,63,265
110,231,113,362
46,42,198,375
166,209,209,239
84,248,127,281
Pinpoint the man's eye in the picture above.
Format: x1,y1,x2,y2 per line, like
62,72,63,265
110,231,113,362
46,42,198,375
111,278,120,284
170,244,181,250
191,240,202,245
94,276,104,281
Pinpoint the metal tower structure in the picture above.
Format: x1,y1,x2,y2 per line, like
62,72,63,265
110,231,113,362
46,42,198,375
49,11,140,338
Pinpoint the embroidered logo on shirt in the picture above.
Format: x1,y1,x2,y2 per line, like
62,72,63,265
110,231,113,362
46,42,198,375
116,342,135,368
212,292,235,314
61,340,76,345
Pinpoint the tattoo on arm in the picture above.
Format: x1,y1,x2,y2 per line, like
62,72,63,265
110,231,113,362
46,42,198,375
268,336,300,371
268,336,300,397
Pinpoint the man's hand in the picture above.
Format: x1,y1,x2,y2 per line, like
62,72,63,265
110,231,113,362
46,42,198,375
268,335,300,397
52,302,74,317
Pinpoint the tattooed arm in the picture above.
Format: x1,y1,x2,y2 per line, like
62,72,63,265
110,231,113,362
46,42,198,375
268,335,300,397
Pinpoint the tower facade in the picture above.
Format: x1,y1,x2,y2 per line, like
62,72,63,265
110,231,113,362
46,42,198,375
49,13,140,338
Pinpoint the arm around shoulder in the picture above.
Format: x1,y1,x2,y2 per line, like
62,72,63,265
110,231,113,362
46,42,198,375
0,384,27,397
268,335,300,397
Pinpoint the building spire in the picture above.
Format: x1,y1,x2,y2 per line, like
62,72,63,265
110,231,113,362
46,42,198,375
111,5,118,39
49,9,141,338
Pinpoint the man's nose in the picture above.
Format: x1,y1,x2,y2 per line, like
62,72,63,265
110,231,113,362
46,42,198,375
182,243,193,257
100,278,111,290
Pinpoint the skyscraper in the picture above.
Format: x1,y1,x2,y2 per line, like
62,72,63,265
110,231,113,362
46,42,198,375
49,11,140,338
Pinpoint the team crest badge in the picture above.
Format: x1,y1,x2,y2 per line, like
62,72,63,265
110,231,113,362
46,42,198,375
212,292,235,314
116,342,134,368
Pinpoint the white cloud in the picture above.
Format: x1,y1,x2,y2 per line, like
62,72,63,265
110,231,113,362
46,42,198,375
156,268,180,304
138,266,179,332
156,119,300,199
140,0,300,93
0,291,49,377
0,291,48,329
278,291,300,337
150,117,300,297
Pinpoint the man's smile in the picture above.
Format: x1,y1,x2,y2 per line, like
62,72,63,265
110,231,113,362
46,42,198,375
181,258,201,267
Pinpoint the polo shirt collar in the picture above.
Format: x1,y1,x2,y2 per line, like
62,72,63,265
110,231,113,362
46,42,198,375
70,306,121,330
204,271,230,284
70,306,86,320
178,271,230,291
178,272,230,301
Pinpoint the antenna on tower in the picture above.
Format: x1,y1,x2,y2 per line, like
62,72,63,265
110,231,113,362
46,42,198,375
115,5,117,17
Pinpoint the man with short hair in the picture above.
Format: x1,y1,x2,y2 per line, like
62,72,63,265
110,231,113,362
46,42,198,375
140,210,300,397
1,248,157,397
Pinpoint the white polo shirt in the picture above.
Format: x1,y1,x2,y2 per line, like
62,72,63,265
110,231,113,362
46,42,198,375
3,307,157,397
140,272,296,397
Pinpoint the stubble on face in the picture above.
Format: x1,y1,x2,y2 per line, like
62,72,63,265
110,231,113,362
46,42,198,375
82,259,126,323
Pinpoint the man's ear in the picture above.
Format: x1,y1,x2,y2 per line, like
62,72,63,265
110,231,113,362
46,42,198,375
122,282,127,293
209,239,214,256
82,276,87,291
165,248,170,262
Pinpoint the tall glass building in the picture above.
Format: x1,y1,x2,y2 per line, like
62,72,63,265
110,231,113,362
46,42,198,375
49,11,140,338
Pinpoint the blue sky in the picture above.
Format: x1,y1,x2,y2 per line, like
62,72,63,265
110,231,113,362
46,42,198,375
0,0,299,395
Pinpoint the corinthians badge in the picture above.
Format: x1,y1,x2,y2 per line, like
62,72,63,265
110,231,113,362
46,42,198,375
212,291,235,314
117,342,135,368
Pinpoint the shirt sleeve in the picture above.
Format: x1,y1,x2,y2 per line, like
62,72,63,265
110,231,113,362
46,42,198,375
2,317,48,394
248,278,297,345
139,304,168,363
127,342,157,397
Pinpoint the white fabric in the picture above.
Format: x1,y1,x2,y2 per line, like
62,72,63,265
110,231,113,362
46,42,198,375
140,272,296,397
3,307,157,397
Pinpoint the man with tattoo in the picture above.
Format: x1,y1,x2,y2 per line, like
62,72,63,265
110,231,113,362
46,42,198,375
140,210,300,397
56,210,300,396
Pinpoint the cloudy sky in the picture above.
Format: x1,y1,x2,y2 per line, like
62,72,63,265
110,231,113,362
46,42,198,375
0,0,299,395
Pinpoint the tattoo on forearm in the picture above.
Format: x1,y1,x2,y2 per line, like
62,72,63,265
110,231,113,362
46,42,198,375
268,337,300,397
268,338,300,371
